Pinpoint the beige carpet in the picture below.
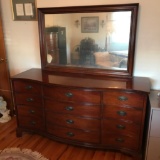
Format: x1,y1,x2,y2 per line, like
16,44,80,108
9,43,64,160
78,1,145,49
0,148,48,160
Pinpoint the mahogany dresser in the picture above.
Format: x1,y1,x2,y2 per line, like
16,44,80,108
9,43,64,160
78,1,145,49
11,68,150,160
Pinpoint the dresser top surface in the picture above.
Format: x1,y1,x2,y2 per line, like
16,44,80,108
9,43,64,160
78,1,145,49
11,68,150,93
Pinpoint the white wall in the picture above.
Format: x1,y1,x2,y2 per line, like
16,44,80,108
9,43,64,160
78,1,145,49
0,0,160,90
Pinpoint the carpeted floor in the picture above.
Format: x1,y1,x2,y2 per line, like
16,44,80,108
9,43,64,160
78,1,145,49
0,148,48,160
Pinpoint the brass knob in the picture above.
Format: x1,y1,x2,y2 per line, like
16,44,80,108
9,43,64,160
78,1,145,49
25,85,33,90
66,119,74,124
118,96,128,101
66,132,74,137
65,106,74,111
116,124,126,129
115,138,124,143
65,92,73,97
117,110,127,116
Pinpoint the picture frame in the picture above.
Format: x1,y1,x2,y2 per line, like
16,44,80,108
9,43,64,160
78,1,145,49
11,0,37,21
81,17,99,33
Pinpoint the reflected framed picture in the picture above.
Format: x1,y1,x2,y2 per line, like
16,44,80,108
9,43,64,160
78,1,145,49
81,17,99,33
11,0,37,21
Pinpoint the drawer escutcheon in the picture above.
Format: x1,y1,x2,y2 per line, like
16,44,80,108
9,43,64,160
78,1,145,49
116,124,126,130
25,85,33,90
66,132,75,137
117,110,127,116
115,138,125,143
118,96,128,101
65,106,74,111
26,98,34,102
65,92,73,98
66,119,74,124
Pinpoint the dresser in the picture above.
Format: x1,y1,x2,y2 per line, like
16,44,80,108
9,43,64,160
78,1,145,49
145,90,160,160
11,68,150,160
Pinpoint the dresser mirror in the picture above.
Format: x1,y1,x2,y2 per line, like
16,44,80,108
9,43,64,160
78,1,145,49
38,3,139,78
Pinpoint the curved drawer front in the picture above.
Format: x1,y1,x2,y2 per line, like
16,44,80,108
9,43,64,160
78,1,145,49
102,119,140,136
17,105,43,118
44,99,100,118
46,113,100,131
103,106,143,123
101,133,139,151
13,80,42,94
15,93,43,106
47,125,100,143
43,86,101,104
103,91,145,108
18,116,45,130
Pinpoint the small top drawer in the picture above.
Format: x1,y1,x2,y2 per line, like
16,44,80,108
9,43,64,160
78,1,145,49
43,86,101,104
12,80,42,94
103,91,145,108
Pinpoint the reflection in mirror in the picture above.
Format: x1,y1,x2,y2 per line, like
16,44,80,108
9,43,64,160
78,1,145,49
44,11,131,70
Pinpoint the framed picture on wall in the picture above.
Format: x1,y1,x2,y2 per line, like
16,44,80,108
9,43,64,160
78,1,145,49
11,0,37,21
81,17,99,33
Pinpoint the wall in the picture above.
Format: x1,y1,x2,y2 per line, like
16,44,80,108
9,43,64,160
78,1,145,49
0,0,160,90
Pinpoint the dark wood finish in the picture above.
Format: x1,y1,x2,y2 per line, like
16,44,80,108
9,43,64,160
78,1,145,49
11,68,150,160
0,7,13,114
0,117,136,160
38,3,139,78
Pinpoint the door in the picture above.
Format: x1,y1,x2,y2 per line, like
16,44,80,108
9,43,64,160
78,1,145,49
0,8,13,115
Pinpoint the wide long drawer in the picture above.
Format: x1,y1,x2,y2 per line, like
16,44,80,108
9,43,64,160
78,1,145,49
102,119,140,136
101,133,139,151
47,125,100,143
103,106,143,123
14,93,43,106
103,91,145,108
46,112,100,131
44,99,100,118
43,86,101,104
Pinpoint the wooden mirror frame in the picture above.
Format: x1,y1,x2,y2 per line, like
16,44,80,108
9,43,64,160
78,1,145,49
38,3,139,78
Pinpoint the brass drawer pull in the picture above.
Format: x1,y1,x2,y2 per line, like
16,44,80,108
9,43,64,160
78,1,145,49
65,92,73,97
26,98,34,102
116,124,126,129
29,110,35,114
25,85,33,90
66,119,74,124
66,132,74,137
115,138,124,143
31,121,36,125
65,106,74,111
117,111,127,116
118,96,128,101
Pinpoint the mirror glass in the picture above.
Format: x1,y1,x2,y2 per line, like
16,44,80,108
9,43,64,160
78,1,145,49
38,4,138,77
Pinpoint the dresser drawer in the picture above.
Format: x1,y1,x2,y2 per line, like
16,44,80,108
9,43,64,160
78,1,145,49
17,105,43,118
102,119,140,136
103,106,143,123
18,116,45,130
103,91,145,108
47,125,100,143
101,133,139,151
44,99,100,118
43,86,101,104
46,112,100,131
13,80,42,94
14,93,43,106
